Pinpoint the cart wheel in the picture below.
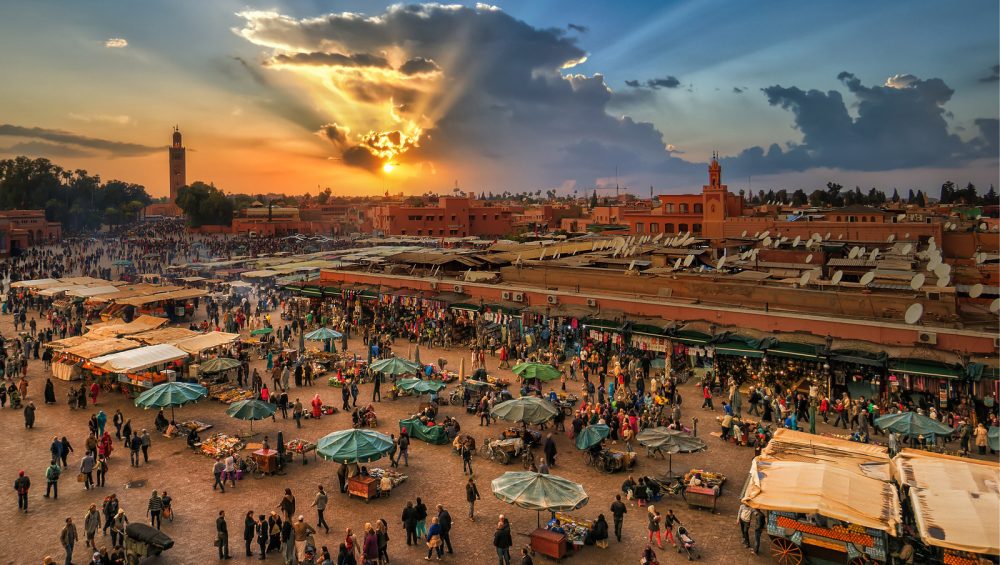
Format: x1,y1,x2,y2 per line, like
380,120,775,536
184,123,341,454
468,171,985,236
450,395,462,406
479,444,492,460
596,458,609,473
497,451,510,465
846,559,868,565
521,452,532,470
584,452,595,466
770,538,803,565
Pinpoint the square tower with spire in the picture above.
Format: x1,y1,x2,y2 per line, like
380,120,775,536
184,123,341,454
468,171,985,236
168,126,186,204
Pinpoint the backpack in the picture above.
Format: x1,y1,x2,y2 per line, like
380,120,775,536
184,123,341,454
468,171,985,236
46,465,60,481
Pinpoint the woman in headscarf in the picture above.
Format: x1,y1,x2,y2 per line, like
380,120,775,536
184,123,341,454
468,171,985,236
311,394,323,419
43,378,56,405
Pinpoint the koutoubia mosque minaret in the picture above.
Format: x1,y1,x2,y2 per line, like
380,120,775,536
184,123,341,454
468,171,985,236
168,126,186,205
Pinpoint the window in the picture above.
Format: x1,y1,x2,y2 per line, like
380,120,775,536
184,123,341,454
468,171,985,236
483,215,487,220
665,204,674,213
650,223,659,233
439,230,444,235
680,204,689,213
494,215,499,220
693,223,702,233
679,223,689,232
417,229,423,235
861,217,867,223
450,229,458,235
693,203,703,214
451,215,457,221
635,223,644,233
665,223,674,233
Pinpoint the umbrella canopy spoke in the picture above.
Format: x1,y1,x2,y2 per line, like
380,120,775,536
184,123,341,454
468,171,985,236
226,399,277,421
395,378,446,394
370,357,421,376
874,411,954,439
199,357,240,374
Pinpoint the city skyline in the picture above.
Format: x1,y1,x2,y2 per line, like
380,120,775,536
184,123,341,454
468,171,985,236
0,0,997,198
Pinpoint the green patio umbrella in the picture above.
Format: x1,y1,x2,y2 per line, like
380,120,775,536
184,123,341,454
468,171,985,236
250,327,273,336
874,411,955,441
491,396,559,425
305,327,343,341
511,362,561,382
199,357,240,374
370,357,421,376
226,399,276,434
989,427,999,452
113,259,132,266
134,381,207,420
636,426,708,479
396,378,446,395
491,471,589,526
574,424,610,450
317,429,395,464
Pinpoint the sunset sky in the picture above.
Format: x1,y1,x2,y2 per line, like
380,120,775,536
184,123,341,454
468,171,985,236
0,1,997,199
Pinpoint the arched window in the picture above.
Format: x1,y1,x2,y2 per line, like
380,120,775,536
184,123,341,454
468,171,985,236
861,217,867,223
693,203,703,214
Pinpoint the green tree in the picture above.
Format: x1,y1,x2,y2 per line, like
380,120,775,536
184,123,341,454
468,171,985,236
317,187,332,204
176,181,233,227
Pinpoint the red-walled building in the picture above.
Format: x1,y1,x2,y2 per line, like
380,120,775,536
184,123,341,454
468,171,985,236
367,195,517,237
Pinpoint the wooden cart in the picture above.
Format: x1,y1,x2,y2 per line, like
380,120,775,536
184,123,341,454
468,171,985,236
765,510,889,565
530,528,568,560
347,475,377,502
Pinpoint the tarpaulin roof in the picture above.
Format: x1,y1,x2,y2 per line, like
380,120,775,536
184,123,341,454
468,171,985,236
87,315,169,337
173,331,240,354
44,335,103,350
10,278,58,288
86,285,182,303
760,428,891,480
91,344,188,373
742,459,901,532
130,327,202,345
66,285,120,298
892,451,1000,555
62,338,139,360
115,288,207,306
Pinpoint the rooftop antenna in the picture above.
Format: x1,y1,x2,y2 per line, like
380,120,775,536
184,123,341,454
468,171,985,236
615,165,620,198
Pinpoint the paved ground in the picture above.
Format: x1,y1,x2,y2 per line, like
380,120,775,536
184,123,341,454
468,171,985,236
0,307,769,565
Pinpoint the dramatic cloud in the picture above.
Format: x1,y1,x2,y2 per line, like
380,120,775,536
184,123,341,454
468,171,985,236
567,23,588,33
0,124,160,157
733,87,746,94
398,57,441,76
646,76,681,89
0,141,95,158
723,72,998,176
980,64,1000,83
267,51,389,69
624,80,641,87
68,113,133,125
317,123,350,145
104,38,127,48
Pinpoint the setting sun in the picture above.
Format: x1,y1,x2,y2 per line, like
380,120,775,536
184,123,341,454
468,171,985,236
382,163,395,174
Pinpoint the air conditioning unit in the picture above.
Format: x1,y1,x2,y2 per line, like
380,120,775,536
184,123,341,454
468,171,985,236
917,331,937,345
513,292,525,302
452,284,463,293
586,298,598,308
501,290,512,301
547,295,558,305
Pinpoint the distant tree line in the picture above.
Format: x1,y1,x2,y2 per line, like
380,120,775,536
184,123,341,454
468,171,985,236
746,181,997,208
175,181,234,227
0,156,151,231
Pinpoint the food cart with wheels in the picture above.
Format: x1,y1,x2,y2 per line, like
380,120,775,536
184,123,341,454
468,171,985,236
317,428,395,503
682,469,726,512
742,458,900,565
491,471,589,561
124,523,174,564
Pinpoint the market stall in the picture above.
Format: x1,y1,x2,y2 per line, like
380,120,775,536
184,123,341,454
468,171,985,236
317,429,395,502
51,337,140,381
89,344,189,394
491,471,589,560
368,467,407,495
398,417,449,445
285,439,317,465
200,433,245,458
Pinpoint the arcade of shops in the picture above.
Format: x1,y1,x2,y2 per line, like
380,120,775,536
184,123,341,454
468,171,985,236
282,279,999,422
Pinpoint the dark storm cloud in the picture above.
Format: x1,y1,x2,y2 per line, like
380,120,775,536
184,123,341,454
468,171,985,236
723,72,998,176
980,64,1000,83
398,57,441,75
646,76,681,89
733,87,745,94
0,141,95,158
0,124,159,157
317,123,350,145
567,23,588,33
624,80,641,87
228,56,329,131
268,51,389,68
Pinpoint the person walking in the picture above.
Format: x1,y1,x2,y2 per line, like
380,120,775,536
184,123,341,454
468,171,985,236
212,457,226,493
662,509,681,548
84,503,101,550
372,372,381,402
60,517,78,565
23,401,36,429
44,459,61,499
425,516,443,561
974,423,989,455
140,429,151,463
397,432,410,467
312,485,330,534
701,384,714,410
95,455,108,488
217,510,232,560
101,494,119,536
128,432,141,467
111,509,128,548
387,434,398,468
738,503,752,549
292,515,315,564
646,505,662,549
147,490,163,530
750,508,765,555
493,515,512,565
255,514,269,559
436,504,453,555
375,518,390,564
112,410,124,440
466,477,481,520
59,437,73,468
402,501,418,546
80,452,95,490
280,515,295,565
543,434,557,467
414,497,428,539
362,522,379,565
610,494,627,542
243,511,256,558
293,398,303,429
461,441,473,475
278,488,296,521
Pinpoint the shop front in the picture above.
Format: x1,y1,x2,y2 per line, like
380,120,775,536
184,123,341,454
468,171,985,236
888,358,965,411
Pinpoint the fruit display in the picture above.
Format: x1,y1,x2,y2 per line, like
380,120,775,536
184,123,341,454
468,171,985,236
208,383,254,404
776,516,874,547
200,433,244,458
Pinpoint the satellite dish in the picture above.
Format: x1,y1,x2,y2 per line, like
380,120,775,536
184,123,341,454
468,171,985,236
928,236,935,243
779,236,788,244
887,234,896,243
937,274,950,288
792,236,801,248
975,253,985,264
928,242,937,253
763,236,772,247
831,271,843,285
627,260,636,271
683,254,695,267
904,232,910,239
741,230,748,237
848,247,859,259
774,239,781,248
799,271,812,286
825,232,831,240
760,230,770,239
805,254,813,263
927,257,941,271
859,247,866,257
901,243,913,255
897,214,906,221
933,263,951,278
812,233,821,241
969,283,984,298
860,271,875,286
980,223,988,231
652,233,663,243
673,258,682,270
904,303,924,324
869,248,879,261
910,273,925,290
990,298,1000,314
837,234,844,240
753,231,760,239
717,256,727,270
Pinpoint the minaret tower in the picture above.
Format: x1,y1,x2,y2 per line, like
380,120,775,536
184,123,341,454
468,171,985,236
168,126,186,204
